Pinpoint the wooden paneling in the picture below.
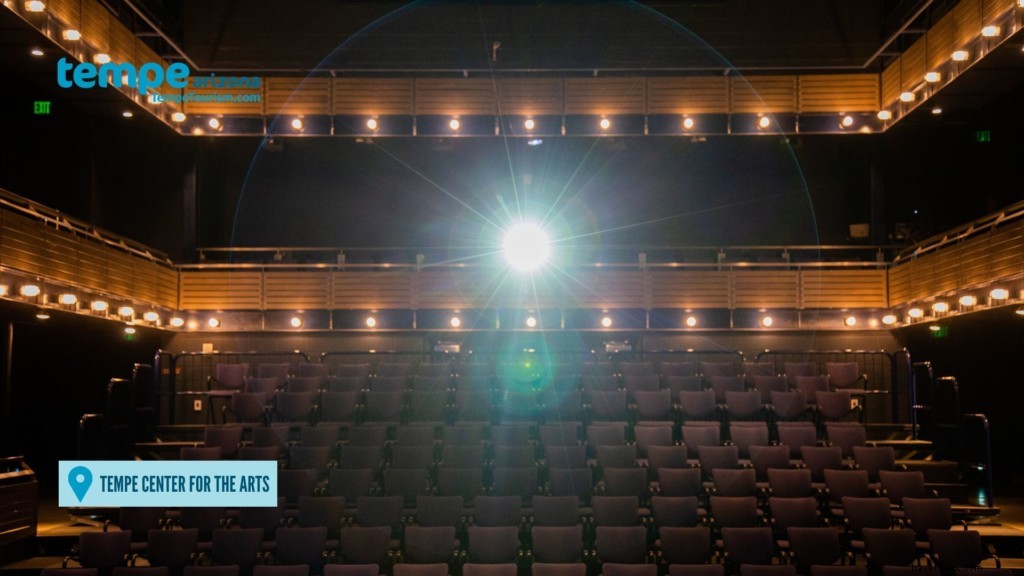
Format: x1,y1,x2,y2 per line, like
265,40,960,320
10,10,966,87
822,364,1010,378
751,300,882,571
927,14,957,71
647,77,730,114
415,270,480,309
80,0,110,54
888,220,1024,305
649,271,730,308
901,39,928,92
565,270,644,308
952,0,984,48
264,272,330,309
415,79,497,115
0,212,45,276
332,78,414,115
881,60,902,106
47,0,81,31
497,78,563,115
732,270,799,308
179,272,262,310
332,272,412,309
798,74,879,113
264,78,331,115
801,269,887,308
730,76,798,113
564,78,646,115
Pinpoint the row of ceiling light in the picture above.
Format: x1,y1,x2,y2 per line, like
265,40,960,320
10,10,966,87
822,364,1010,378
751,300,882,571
20,0,1024,130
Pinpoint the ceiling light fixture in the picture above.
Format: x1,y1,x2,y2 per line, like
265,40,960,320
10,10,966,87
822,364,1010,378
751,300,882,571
524,118,535,130
24,1,44,12
365,316,377,328
899,91,916,102
881,314,898,325
169,317,185,327
599,118,611,130
924,71,941,83
171,112,186,123
62,29,81,41
93,53,111,65
952,50,970,62
58,293,78,306
207,317,221,328
366,118,378,131
143,311,159,322
959,295,977,307
877,110,892,120
981,25,1000,37
91,300,109,312
682,117,695,130
449,118,460,131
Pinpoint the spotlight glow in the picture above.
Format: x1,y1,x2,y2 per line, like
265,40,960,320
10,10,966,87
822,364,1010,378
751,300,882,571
757,116,771,129
171,112,187,123
58,293,78,305
599,118,611,130
207,317,221,328
143,311,159,322
908,308,924,318
881,314,898,326
290,317,303,328
932,302,949,313
524,119,535,130
844,316,857,327
877,110,892,120
899,91,916,102
208,118,221,130
93,53,111,65
959,295,977,307
449,118,460,131
525,316,537,328
366,118,378,131
450,316,462,328
25,1,44,12
924,71,941,83
761,316,773,327
19,285,40,297
62,29,81,41
365,316,377,328
600,316,613,328
682,117,695,130
118,306,134,317
124,326,137,335
981,25,1000,37
502,223,551,271
291,118,304,131
91,300,109,312
685,316,697,327
169,317,185,327
990,288,1010,300
952,50,969,62
30,48,44,56
841,115,854,127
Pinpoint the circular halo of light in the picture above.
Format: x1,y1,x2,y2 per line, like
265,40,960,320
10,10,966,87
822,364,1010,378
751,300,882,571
365,316,377,328
844,315,857,327
124,326,137,335
682,117,695,130
907,308,924,318
502,223,551,271
208,317,221,328
290,316,303,328
366,118,378,130
91,300,109,312
169,317,185,327
524,118,535,130
143,311,159,322
931,302,949,313
685,316,697,327
118,306,135,317
525,316,537,328
599,118,611,130
989,288,1009,300
450,316,462,328
761,316,774,327
881,314,897,325
958,295,977,307
600,316,613,328
291,118,304,131
449,118,460,130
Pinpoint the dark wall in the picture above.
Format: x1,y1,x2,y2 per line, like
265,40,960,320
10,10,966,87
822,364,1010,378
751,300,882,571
0,303,173,495
894,308,1024,495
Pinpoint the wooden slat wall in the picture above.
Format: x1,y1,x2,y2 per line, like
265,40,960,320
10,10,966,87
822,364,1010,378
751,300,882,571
730,76,798,113
798,74,879,113
264,271,330,309
953,0,984,48
565,271,644,308
880,60,902,106
888,220,1024,305
564,78,646,115
649,271,730,308
497,78,563,115
801,270,888,308
901,40,927,91
47,0,81,32
927,14,957,71
0,210,177,308
179,272,261,310
647,77,730,114
79,0,109,53
415,79,497,115
332,272,412,309
732,270,799,308
264,78,331,115
332,78,414,115
413,270,476,309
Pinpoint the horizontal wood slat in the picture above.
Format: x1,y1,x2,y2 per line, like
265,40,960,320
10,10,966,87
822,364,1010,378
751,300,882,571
497,78,564,115
264,271,330,309
732,270,798,307
880,60,902,106
801,270,888,308
332,78,414,115
264,78,331,115
564,78,646,115
927,14,957,71
901,40,928,92
332,272,412,309
179,272,262,310
647,77,730,114
415,79,497,115
649,271,731,308
798,74,879,113
730,76,798,113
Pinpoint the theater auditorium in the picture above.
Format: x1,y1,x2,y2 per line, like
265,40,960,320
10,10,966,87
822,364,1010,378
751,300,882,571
0,1,1023,576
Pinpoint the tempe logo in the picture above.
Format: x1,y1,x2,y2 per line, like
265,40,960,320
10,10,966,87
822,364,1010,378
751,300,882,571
56,57,190,95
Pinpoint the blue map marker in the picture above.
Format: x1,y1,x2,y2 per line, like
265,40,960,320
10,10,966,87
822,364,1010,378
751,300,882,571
68,466,93,502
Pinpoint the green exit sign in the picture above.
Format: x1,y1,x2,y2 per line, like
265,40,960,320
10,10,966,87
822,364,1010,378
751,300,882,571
33,100,51,115
975,130,991,143
930,325,948,338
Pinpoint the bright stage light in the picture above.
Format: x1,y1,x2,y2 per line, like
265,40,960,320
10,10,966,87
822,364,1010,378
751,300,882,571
502,223,550,271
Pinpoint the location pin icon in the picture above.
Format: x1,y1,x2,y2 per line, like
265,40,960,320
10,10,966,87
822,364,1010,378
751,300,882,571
68,466,93,503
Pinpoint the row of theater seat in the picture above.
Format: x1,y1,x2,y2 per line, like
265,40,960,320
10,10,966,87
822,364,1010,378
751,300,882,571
63,500,1000,576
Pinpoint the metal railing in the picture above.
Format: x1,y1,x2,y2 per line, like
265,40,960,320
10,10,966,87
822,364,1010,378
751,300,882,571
754,349,911,423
